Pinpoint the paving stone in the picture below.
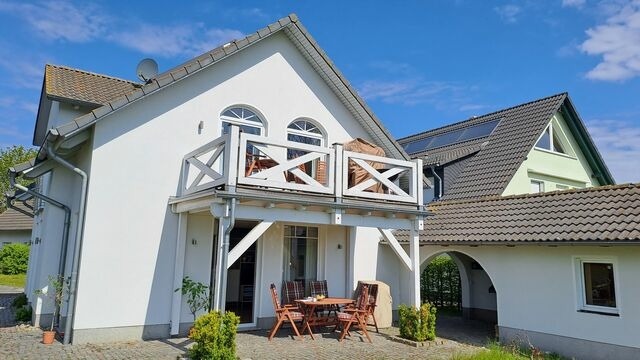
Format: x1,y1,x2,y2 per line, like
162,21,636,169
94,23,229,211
0,294,485,359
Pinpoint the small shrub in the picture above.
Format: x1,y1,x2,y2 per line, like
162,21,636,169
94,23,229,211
0,243,30,274
15,305,32,322
11,293,27,308
189,310,240,360
398,302,437,342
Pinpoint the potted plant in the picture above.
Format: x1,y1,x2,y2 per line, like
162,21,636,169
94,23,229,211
34,274,67,344
175,276,210,334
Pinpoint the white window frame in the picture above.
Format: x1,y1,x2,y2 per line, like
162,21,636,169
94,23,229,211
220,106,267,136
286,119,326,147
534,121,576,158
574,256,621,315
530,179,544,193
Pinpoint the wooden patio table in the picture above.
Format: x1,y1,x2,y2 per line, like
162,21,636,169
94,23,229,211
295,298,354,340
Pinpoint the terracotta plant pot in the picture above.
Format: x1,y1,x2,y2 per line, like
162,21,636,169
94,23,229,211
42,330,56,344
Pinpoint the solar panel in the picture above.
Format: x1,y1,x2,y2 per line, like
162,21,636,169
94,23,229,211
402,118,501,154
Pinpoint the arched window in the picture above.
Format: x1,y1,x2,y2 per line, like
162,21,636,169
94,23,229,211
286,119,326,182
287,119,325,147
220,106,265,135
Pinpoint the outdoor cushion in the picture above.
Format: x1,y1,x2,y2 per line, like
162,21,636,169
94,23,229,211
282,281,304,305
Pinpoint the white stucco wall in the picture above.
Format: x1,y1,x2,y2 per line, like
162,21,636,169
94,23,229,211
179,214,215,322
74,32,376,331
30,144,90,321
419,244,640,349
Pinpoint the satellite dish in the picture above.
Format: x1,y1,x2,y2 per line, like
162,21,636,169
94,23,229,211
136,58,158,82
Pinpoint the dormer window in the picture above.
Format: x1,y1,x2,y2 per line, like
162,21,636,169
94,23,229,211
535,124,568,155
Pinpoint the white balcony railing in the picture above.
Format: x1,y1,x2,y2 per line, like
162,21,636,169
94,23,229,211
180,126,423,205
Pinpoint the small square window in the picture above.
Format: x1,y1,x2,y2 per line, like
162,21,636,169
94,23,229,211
575,258,619,314
530,180,544,193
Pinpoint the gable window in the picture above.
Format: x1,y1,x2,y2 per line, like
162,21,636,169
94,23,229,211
575,257,619,315
535,124,567,155
220,107,265,136
530,180,544,193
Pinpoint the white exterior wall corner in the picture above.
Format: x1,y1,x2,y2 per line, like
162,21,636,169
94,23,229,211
72,32,379,335
30,142,91,322
419,244,640,351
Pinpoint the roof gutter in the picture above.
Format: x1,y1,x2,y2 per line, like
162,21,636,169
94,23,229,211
8,166,72,332
45,141,88,345
392,240,640,246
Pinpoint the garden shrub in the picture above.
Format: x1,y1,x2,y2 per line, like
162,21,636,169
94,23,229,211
15,305,32,322
189,310,240,360
11,293,27,308
0,243,30,274
398,302,437,342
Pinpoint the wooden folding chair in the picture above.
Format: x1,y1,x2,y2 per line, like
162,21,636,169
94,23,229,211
336,284,372,343
268,284,308,341
310,280,337,318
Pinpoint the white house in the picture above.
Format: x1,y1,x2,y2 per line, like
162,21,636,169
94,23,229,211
11,14,425,345
10,14,639,360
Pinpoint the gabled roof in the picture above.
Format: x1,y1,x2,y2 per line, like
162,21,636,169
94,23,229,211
42,14,408,161
395,183,640,244
0,201,33,231
45,64,140,107
399,93,614,200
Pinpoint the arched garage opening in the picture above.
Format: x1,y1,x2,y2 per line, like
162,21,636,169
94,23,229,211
421,251,497,343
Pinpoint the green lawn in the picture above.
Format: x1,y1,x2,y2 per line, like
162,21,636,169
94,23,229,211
452,342,564,360
0,273,26,288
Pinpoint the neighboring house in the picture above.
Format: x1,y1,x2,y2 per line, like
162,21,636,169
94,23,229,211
0,201,33,249
11,14,425,345
395,95,639,359
9,13,639,360
398,93,614,201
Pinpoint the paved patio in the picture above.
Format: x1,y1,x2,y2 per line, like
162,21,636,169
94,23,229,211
0,293,491,359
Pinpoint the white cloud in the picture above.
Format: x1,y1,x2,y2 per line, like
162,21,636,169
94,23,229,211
357,78,483,112
562,0,587,8
0,1,108,42
0,1,244,58
494,5,522,23
587,119,640,183
109,24,243,58
580,0,640,81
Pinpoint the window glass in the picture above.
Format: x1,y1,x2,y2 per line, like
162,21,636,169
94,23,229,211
536,126,551,150
283,225,318,295
220,107,264,135
583,262,616,308
530,180,544,193
553,134,566,154
286,120,326,181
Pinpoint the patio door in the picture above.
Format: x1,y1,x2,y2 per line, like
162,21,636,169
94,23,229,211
283,225,318,294
225,222,258,324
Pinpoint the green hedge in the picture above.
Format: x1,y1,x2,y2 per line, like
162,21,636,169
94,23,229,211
398,303,437,342
0,243,29,275
189,311,240,360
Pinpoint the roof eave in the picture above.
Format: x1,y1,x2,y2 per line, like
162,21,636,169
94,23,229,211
560,96,615,185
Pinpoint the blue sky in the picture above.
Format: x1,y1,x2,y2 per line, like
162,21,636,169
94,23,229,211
0,0,639,182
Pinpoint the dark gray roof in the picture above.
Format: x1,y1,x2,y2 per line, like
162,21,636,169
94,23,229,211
399,93,613,200
421,140,485,167
42,14,408,162
0,201,33,231
394,183,640,244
